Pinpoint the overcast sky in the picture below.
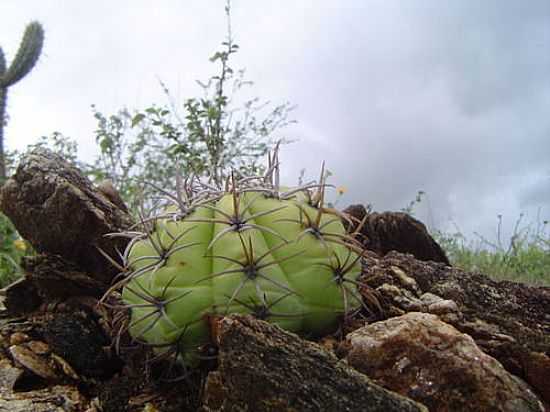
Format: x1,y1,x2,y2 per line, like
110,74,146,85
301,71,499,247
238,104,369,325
1,1,549,244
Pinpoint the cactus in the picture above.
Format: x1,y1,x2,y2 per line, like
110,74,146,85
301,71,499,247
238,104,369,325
105,148,368,367
0,21,44,181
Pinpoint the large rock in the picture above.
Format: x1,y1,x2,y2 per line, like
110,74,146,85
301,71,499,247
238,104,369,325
345,312,544,411
358,251,550,405
3,254,107,313
0,148,133,284
202,314,428,412
343,204,450,265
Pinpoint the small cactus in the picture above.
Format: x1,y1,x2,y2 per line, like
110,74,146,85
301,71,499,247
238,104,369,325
105,148,368,366
0,21,44,181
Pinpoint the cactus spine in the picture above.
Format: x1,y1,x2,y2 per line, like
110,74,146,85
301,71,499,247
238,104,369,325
0,21,44,182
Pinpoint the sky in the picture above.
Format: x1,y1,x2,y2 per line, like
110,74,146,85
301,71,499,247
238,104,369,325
1,0,549,245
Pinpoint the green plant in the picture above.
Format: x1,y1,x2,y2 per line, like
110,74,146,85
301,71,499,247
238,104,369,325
164,0,295,187
89,0,294,208
432,214,550,286
0,213,29,287
104,150,367,366
88,106,177,209
402,191,550,286
401,190,425,216
0,21,44,183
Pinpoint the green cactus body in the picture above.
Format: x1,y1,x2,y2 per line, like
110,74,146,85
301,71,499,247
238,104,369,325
119,177,363,366
0,21,44,181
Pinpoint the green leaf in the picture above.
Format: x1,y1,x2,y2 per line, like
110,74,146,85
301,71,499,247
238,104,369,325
131,113,145,128
99,138,112,153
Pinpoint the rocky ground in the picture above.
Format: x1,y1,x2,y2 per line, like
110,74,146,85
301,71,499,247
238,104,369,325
0,148,548,411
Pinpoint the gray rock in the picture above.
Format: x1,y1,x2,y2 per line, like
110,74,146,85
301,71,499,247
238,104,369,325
0,148,133,283
345,312,545,412
201,314,428,412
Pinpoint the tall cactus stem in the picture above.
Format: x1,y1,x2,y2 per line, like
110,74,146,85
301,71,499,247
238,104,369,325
0,21,44,182
0,88,6,181
0,49,6,74
0,22,44,88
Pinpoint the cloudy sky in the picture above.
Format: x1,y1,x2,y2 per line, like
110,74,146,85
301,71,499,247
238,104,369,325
1,1,549,244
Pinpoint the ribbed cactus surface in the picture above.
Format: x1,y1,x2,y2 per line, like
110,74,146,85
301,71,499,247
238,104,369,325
0,21,44,181
111,155,365,366
0,22,44,88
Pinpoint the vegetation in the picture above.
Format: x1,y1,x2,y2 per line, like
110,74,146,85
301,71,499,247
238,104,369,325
400,191,549,286
85,3,293,210
0,214,29,287
0,21,44,182
433,214,550,286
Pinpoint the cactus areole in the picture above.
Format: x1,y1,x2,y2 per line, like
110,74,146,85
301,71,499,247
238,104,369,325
110,151,364,366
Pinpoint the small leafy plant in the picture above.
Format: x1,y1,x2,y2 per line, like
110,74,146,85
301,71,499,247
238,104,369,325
0,213,29,287
89,0,295,209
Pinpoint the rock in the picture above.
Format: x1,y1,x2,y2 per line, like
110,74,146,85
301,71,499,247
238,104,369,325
2,254,109,315
359,251,550,405
343,204,450,265
9,332,30,346
0,345,89,410
0,383,87,412
1,309,202,412
1,305,120,381
1,277,42,315
39,311,119,379
96,367,204,412
21,254,107,301
523,351,550,405
26,340,50,355
97,178,128,212
9,344,61,380
345,312,544,411
0,148,133,283
0,358,25,392
201,314,428,412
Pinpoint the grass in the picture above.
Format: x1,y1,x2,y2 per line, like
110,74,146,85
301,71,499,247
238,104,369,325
432,214,550,287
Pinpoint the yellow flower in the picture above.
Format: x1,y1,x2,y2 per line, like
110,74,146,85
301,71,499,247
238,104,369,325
13,239,27,252
336,186,347,196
